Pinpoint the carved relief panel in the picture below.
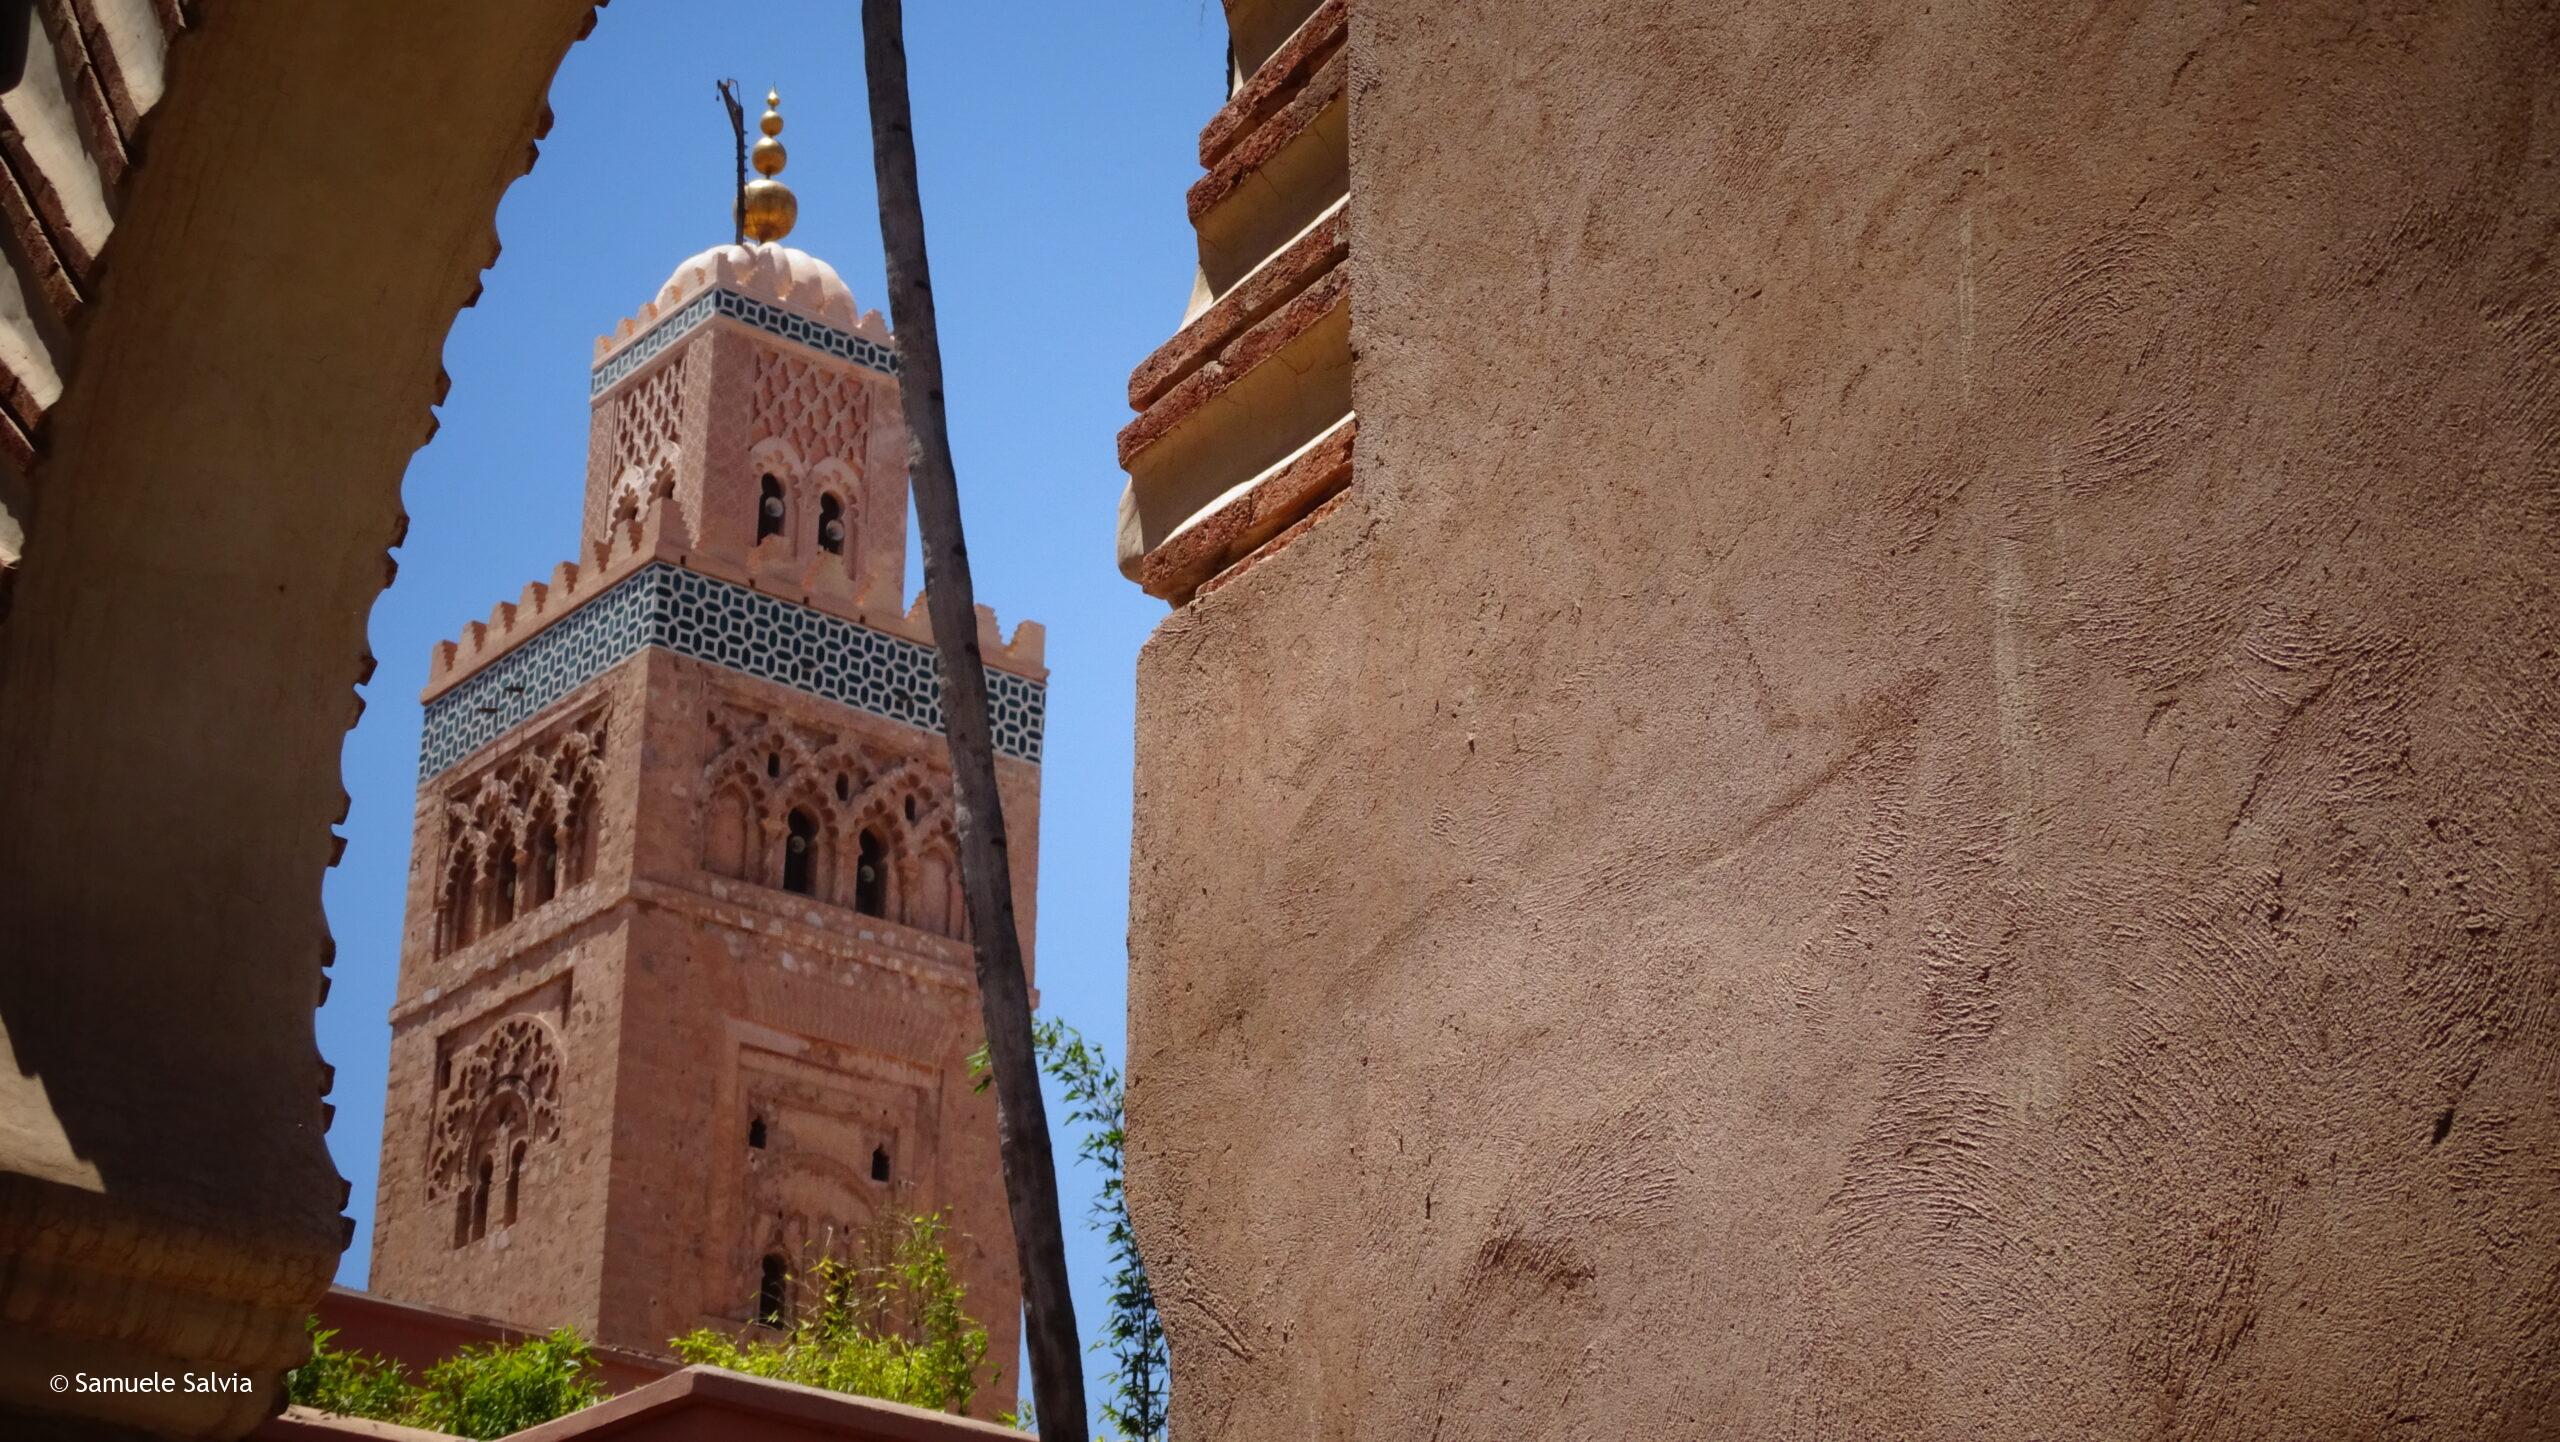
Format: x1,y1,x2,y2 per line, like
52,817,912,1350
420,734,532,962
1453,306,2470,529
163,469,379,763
428,995,568,1248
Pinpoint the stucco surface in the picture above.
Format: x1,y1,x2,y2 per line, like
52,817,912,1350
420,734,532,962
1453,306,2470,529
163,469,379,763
1125,3,2560,1438
0,3,597,1433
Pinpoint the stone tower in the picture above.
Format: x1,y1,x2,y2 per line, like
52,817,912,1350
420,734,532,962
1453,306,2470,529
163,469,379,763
368,121,1040,1398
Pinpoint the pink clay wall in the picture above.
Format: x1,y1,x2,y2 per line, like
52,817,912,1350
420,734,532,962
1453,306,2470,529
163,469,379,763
1124,3,2560,1438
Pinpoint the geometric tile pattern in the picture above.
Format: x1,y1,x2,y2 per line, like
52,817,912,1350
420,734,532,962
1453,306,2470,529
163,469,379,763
421,562,1044,779
420,570,656,780
591,286,898,398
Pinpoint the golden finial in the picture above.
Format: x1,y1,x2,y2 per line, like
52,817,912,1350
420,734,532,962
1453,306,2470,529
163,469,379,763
741,88,797,243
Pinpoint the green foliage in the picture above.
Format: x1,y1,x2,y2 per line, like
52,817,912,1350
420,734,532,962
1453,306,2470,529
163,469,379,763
672,1212,990,1415
410,1330,606,1440
974,1019,1167,1441
286,1319,603,1441
286,1322,415,1423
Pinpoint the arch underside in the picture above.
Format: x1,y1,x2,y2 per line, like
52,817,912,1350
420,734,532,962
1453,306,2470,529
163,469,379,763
0,3,607,1435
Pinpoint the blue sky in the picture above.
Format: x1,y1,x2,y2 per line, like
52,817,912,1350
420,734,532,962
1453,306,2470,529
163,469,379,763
319,3,1221,1422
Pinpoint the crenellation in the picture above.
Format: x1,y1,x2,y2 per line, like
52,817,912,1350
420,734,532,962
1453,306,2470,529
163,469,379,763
425,495,690,697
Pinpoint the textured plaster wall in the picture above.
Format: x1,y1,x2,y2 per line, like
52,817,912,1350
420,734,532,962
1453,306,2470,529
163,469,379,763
1125,3,2560,1438
0,3,598,1432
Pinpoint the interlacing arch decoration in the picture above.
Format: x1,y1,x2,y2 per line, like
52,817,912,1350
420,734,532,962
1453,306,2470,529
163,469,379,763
427,1014,565,1247
605,348,696,527
750,345,870,470
432,706,609,955
699,721,966,938
607,461,677,532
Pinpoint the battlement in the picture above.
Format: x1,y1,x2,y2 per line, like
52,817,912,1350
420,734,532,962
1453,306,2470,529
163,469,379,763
424,498,691,700
896,591,1048,675
424,495,1047,710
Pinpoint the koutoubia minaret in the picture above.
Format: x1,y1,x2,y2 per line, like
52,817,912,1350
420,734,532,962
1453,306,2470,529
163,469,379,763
368,94,1039,1398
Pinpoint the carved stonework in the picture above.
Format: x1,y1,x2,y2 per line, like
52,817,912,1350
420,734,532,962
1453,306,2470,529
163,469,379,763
428,1014,565,1201
432,705,609,954
697,699,966,937
750,346,870,468
602,345,699,533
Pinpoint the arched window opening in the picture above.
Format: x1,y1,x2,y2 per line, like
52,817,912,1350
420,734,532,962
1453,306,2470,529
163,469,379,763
782,810,819,896
767,752,781,779
818,494,846,555
748,1115,767,1149
757,1254,788,1326
870,1146,891,1184
438,856,475,955
528,816,560,908
469,1157,494,1242
904,795,919,823
504,1139,527,1226
757,475,787,543
854,830,888,917
490,845,520,931
563,784,599,888
834,773,850,803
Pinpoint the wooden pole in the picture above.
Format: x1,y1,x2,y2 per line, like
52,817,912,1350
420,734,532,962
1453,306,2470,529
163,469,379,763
857,5,1089,1436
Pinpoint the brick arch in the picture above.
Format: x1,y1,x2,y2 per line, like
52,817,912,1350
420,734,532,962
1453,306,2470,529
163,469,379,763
767,776,846,902
0,4,611,1431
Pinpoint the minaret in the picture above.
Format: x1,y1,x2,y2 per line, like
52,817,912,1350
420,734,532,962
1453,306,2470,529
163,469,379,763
369,95,1039,1407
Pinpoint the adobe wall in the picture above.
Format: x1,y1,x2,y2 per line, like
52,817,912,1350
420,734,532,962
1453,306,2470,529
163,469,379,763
0,3,598,1434
1124,3,2560,1439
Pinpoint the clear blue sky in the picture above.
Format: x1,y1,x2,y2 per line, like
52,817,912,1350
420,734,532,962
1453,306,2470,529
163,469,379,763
319,3,1220,1424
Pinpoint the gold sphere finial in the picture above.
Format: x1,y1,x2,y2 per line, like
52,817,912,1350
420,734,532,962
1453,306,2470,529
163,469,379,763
741,87,796,243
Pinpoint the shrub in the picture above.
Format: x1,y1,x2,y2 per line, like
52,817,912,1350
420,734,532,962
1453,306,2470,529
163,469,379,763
286,1323,414,1423
409,1329,606,1440
672,1212,990,1414
285,1318,604,1440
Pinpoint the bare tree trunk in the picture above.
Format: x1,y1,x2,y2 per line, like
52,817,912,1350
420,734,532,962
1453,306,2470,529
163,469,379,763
858,4,1089,1437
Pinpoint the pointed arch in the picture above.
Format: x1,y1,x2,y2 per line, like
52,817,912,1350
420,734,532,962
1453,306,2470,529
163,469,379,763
429,1014,566,1217
808,457,864,581
560,759,603,889
436,831,484,955
768,775,842,901
756,473,787,544
704,777,757,882
852,827,890,917
524,786,562,908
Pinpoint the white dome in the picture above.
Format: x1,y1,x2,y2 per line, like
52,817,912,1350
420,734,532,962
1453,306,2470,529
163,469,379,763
655,242,864,330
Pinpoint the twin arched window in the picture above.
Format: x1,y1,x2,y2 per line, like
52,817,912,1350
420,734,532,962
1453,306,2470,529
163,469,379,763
751,473,855,578
455,1140,531,1246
